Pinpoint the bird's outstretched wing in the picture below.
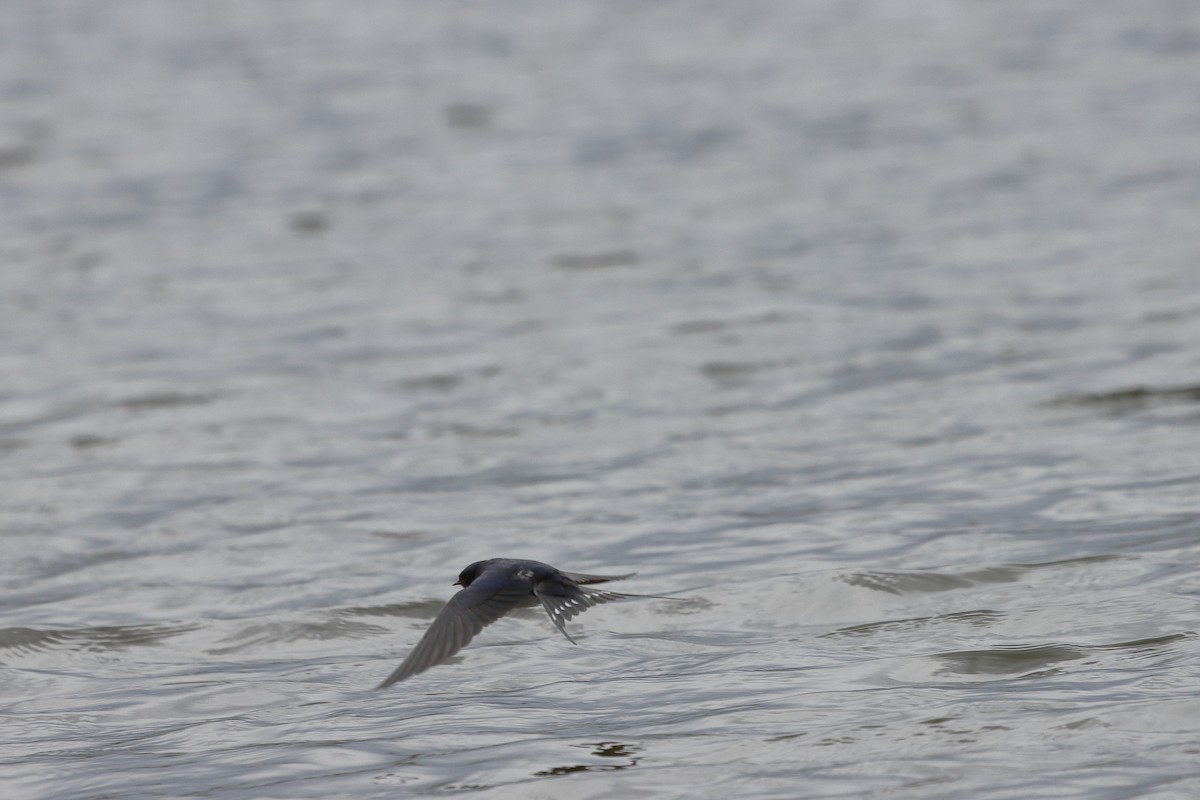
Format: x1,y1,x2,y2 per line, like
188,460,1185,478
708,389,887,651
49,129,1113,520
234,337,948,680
377,580,532,688
535,580,665,644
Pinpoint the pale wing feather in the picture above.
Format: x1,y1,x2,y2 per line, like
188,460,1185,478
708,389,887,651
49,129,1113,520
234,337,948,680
536,586,650,643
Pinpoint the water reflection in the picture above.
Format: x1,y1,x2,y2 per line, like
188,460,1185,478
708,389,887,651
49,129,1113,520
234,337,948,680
533,741,642,777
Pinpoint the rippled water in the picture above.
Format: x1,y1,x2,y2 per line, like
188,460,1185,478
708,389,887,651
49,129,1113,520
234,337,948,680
4,2,1200,798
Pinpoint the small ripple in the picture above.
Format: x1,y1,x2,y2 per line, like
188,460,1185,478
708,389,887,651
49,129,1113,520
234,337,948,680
0,622,199,658
1094,632,1194,652
934,644,1088,677
895,632,1194,683
1043,384,1200,413
549,249,639,270
670,311,790,336
336,599,443,619
110,391,217,412
839,555,1123,595
823,609,1004,639
841,568,1021,594
699,359,789,388
206,616,390,655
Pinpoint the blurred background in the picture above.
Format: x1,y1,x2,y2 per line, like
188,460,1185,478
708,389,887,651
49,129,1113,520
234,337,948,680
3,2,1199,798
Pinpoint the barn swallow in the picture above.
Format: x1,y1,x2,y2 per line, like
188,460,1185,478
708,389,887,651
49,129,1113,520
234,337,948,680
377,558,665,687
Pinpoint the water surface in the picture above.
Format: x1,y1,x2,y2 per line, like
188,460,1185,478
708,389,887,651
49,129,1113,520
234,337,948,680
3,2,1200,798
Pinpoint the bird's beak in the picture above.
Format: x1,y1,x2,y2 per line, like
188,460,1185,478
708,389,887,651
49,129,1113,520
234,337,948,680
452,580,462,587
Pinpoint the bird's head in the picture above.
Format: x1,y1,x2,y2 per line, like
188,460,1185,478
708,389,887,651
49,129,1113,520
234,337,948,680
454,560,488,588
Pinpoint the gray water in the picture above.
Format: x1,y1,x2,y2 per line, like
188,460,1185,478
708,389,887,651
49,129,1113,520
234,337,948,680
3,2,1200,798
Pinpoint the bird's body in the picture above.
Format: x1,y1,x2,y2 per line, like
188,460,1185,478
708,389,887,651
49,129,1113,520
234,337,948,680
377,558,655,687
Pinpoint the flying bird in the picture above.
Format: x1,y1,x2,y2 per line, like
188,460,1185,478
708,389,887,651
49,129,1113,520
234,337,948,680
377,558,664,687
